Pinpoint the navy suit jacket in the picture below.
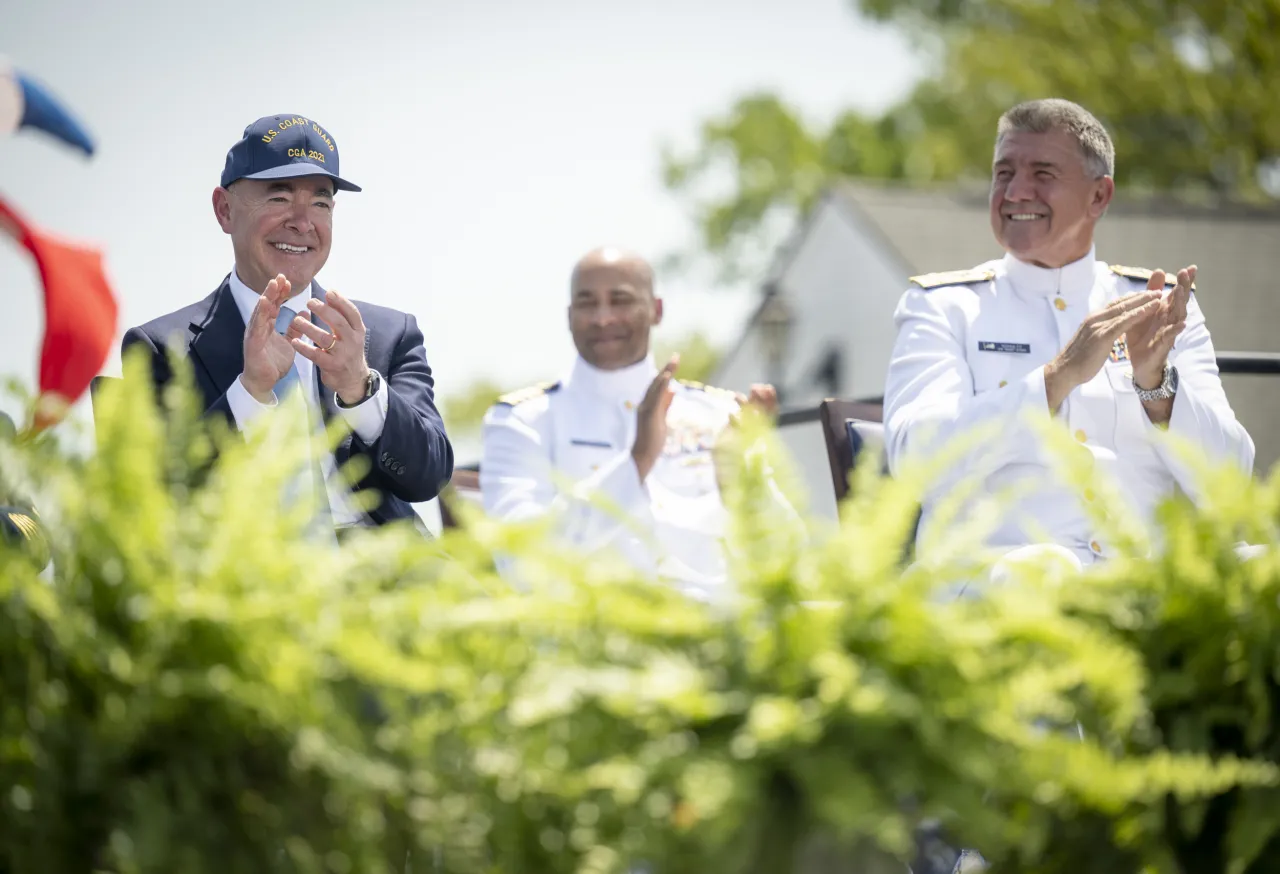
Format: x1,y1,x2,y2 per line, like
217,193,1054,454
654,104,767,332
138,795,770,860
121,276,454,528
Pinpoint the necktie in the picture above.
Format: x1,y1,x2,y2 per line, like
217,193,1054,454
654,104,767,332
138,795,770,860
273,307,301,398
269,304,336,542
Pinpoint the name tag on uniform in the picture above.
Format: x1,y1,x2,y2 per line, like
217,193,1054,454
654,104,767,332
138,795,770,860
977,341,1031,354
570,438,613,448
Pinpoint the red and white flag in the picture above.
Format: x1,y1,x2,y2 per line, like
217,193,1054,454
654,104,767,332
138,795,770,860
1,60,111,431
0,199,117,431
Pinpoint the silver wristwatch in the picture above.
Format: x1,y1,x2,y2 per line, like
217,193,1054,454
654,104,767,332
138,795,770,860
1134,364,1178,402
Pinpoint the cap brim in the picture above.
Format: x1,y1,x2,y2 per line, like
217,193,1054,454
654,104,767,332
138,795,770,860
238,161,361,192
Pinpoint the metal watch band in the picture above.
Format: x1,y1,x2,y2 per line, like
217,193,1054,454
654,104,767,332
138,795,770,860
1134,364,1177,402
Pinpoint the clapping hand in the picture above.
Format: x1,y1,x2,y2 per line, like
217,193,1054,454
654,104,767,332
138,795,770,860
290,289,372,405
1127,265,1194,391
631,354,679,482
1044,290,1163,412
240,274,298,403
733,384,779,424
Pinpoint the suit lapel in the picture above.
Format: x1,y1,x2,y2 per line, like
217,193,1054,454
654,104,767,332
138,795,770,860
188,278,245,401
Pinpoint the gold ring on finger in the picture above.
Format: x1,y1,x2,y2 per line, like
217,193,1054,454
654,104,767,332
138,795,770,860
324,335,338,352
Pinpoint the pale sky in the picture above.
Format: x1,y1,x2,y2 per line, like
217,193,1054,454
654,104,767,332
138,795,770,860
1,0,919,461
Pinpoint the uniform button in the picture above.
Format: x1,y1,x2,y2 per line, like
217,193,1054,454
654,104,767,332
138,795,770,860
1090,540,1102,554
998,380,1008,388
1054,297,1067,311
624,401,634,410
1074,429,1087,443
397,465,406,475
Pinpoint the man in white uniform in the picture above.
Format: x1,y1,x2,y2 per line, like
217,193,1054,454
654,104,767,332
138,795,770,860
480,247,779,600
884,98,1254,570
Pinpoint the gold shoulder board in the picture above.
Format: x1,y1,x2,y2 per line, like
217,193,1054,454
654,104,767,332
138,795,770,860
6,511,50,566
908,268,996,289
1109,264,1195,289
7,512,40,541
496,381,561,406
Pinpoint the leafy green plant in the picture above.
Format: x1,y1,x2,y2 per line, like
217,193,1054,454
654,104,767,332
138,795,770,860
0,352,1276,873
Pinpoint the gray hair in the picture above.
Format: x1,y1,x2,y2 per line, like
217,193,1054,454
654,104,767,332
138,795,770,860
996,99,1115,179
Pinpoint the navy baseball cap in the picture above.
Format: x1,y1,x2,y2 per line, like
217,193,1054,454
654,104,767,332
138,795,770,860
220,114,361,192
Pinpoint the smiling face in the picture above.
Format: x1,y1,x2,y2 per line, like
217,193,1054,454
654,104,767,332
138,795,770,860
989,127,1114,268
568,249,662,370
212,175,334,294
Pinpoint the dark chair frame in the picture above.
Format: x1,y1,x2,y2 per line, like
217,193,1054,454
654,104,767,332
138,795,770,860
816,398,884,504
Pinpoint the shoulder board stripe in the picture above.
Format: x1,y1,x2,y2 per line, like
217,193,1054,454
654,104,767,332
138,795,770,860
909,268,996,289
7,512,39,541
5,511,50,566
496,381,560,406
1109,264,1195,289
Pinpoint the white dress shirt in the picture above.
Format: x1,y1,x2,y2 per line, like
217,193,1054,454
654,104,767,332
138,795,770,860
480,355,745,601
223,269,390,527
885,247,1255,565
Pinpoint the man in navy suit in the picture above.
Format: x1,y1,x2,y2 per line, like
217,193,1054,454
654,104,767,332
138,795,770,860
122,114,453,531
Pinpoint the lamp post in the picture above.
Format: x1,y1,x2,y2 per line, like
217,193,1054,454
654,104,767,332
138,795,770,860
756,289,795,405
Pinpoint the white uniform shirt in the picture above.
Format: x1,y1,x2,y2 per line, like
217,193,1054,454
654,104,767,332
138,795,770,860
480,355,741,600
223,269,390,527
884,247,1255,565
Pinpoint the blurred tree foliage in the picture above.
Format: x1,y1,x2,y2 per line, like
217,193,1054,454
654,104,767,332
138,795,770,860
0,353,1277,872
663,0,1280,281
655,331,721,385
442,333,722,435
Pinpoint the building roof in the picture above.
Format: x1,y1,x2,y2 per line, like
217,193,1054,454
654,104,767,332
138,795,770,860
829,180,1280,351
